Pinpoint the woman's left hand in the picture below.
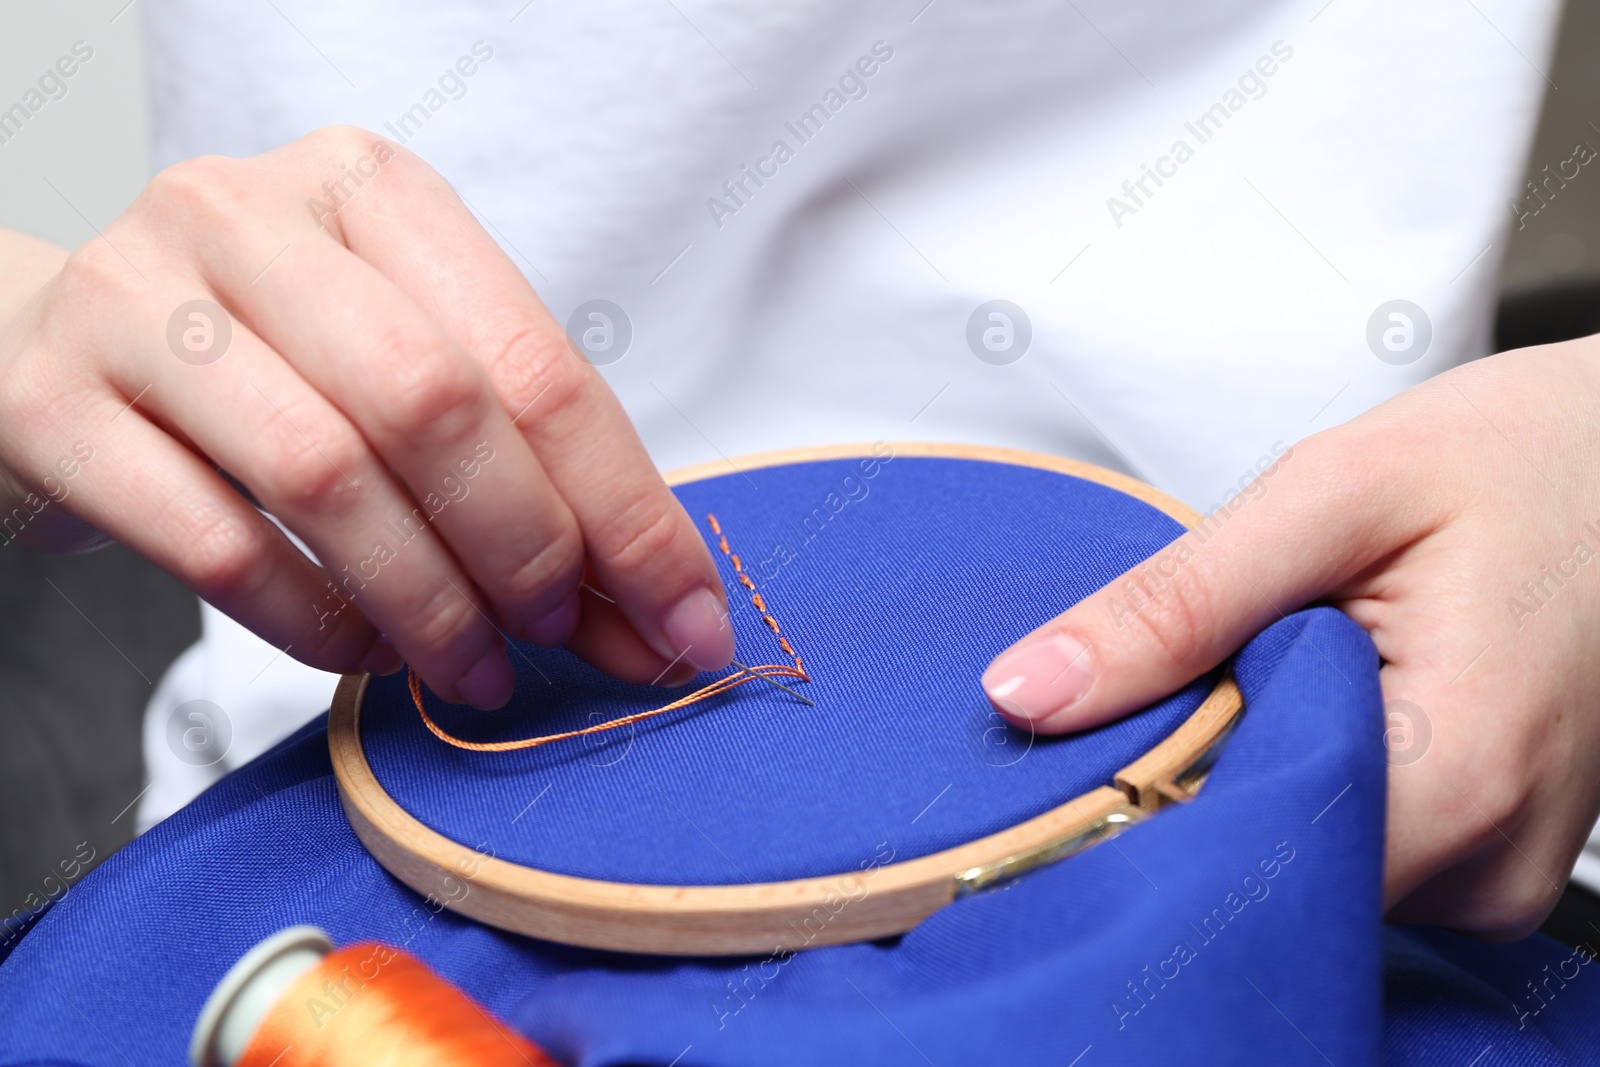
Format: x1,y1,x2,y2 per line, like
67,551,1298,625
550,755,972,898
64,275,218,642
983,337,1600,938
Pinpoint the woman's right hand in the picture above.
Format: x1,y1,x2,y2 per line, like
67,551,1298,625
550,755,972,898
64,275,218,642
0,126,735,709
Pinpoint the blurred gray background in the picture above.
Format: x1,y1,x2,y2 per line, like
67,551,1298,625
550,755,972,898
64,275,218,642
1501,0,1600,297
0,0,150,255
0,0,193,938
0,1,1597,933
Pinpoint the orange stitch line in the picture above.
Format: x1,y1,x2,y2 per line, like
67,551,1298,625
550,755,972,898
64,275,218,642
706,512,804,674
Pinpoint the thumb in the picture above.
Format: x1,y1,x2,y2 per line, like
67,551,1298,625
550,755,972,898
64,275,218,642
980,443,1402,733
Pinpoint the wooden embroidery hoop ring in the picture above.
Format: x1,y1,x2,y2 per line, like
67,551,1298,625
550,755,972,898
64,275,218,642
329,442,1243,956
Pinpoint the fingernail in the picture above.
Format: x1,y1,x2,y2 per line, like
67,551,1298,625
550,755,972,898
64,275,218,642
661,586,735,672
358,636,404,677
524,594,579,647
981,633,1094,724
457,644,515,710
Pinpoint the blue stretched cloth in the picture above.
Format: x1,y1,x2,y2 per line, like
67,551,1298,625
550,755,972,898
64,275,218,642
366,455,1213,884
1,457,1597,1065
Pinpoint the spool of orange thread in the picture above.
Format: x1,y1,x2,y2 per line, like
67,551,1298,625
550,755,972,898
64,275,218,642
189,926,559,1067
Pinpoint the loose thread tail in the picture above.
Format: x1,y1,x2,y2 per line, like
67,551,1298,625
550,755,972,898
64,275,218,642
408,662,810,753
407,512,809,753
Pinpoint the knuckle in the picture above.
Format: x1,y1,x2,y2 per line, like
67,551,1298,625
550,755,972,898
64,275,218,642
530,351,593,426
405,582,486,661
298,592,369,665
180,505,268,599
594,497,690,581
302,126,415,200
260,416,369,509
484,324,578,414
501,524,584,604
55,244,134,306
1112,567,1218,669
308,124,377,156
144,155,250,224
369,332,484,442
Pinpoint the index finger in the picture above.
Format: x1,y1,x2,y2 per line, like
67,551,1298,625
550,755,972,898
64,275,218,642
981,434,1423,733
308,130,734,674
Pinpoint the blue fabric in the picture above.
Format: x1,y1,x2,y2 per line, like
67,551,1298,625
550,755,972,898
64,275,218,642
2,460,1598,1065
367,457,1212,884
1384,926,1600,1066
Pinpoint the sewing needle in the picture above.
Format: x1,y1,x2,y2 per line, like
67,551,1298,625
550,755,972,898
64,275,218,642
730,657,815,706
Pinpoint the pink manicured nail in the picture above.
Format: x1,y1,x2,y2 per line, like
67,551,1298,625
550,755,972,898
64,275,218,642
661,587,736,672
457,644,514,710
982,633,1094,723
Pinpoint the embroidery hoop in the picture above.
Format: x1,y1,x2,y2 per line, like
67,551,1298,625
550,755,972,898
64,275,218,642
328,442,1243,956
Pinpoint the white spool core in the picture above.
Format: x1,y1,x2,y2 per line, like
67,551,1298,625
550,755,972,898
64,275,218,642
189,926,333,1067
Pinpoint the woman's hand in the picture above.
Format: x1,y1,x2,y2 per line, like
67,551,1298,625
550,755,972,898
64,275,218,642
983,339,1600,938
0,126,733,709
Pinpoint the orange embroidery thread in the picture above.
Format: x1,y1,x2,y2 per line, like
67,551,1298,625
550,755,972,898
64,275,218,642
707,512,804,677
410,513,809,752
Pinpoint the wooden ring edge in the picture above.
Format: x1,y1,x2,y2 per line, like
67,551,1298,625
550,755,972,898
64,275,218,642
329,441,1241,955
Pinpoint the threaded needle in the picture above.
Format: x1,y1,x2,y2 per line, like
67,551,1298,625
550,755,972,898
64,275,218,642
730,657,814,706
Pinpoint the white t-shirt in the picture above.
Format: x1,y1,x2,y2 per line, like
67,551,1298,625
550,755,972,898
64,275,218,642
137,0,1596,888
